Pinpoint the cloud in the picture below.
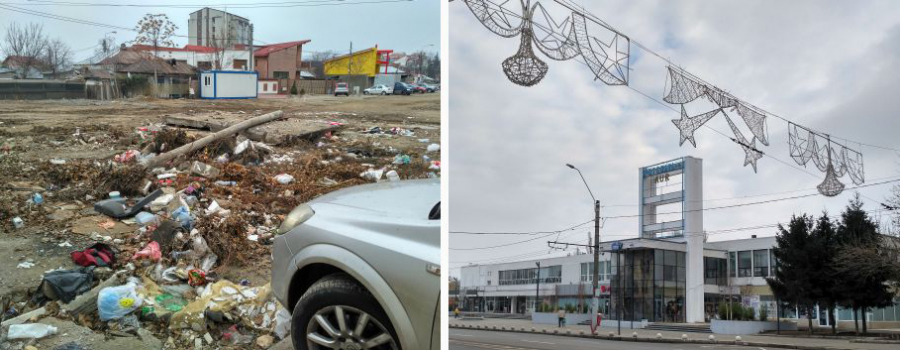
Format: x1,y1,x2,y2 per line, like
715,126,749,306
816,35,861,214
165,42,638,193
449,0,900,276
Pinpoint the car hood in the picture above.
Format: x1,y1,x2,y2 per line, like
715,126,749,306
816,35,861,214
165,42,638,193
308,178,439,220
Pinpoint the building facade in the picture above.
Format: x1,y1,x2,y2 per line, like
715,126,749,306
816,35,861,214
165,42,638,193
129,44,251,71
188,7,251,48
253,40,310,80
458,157,900,329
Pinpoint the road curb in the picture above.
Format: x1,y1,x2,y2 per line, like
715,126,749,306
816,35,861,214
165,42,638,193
449,324,865,350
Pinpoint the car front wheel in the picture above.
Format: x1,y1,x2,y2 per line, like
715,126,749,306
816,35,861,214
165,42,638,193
292,273,400,350
381,91,386,95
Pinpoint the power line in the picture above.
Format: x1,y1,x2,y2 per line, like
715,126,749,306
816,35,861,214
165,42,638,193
451,218,594,235
449,219,595,250
472,0,900,152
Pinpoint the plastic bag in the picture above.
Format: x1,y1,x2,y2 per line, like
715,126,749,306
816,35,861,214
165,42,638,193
274,308,291,339
426,143,440,152
7,323,58,339
98,282,143,321
274,174,294,184
131,241,161,261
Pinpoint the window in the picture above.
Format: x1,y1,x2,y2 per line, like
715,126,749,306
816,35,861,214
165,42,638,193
738,251,752,277
499,265,561,285
753,250,769,277
770,249,777,275
581,261,608,282
273,71,289,79
729,252,736,277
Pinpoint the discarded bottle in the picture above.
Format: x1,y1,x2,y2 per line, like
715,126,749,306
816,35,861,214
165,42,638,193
215,181,237,186
7,323,58,339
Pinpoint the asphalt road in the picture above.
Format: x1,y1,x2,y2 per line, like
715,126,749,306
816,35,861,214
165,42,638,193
450,329,793,350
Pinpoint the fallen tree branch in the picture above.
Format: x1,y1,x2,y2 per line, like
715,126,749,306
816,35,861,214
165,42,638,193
143,110,284,169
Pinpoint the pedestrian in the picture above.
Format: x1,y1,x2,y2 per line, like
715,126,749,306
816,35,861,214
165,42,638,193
454,307,460,319
558,308,566,327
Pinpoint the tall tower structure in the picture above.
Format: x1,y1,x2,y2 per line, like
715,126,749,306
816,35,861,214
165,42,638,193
639,156,704,323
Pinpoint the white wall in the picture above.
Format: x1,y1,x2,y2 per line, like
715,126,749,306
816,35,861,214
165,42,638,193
148,49,251,70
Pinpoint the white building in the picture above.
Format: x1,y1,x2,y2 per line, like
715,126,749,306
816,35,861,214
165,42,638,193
458,157,900,330
131,45,251,71
188,8,251,48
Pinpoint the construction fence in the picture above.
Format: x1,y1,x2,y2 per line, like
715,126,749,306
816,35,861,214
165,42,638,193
0,80,86,100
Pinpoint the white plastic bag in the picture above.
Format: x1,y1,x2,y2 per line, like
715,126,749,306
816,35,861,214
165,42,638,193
274,308,291,339
274,174,294,184
98,282,143,321
7,324,58,339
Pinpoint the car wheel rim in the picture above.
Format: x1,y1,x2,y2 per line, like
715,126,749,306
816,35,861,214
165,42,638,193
306,305,397,350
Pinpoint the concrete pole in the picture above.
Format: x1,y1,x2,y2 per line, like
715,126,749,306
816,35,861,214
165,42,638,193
535,262,541,313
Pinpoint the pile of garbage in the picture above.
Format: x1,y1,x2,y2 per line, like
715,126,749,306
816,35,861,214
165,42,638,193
0,110,440,349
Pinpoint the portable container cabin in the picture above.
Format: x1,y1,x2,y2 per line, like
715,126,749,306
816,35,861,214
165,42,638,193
199,70,257,99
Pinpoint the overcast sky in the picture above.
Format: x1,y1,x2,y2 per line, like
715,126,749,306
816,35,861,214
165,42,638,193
0,0,438,62
449,0,900,277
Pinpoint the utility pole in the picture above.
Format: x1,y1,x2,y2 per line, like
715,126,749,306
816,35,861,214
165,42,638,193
248,24,254,72
565,163,601,334
617,251,621,335
535,262,541,314
348,41,353,77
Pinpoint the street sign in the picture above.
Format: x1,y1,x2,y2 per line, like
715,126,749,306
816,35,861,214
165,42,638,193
611,241,623,251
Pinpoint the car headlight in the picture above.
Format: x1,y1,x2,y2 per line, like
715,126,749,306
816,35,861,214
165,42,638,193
277,203,315,235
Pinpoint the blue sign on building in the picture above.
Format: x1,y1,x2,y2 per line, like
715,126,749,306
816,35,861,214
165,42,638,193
642,159,685,178
611,241,623,251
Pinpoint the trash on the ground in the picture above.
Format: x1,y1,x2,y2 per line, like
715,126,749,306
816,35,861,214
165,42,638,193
32,192,44,205
360,168,384,181
132,241,162,262
135,212,160,227
94,189,163,219
386,170,400,182
98,220,116,230
430,160,441,170
392,154,411,165
318,177,338,186
109,191,121,199
12,216,24,229
98,280,144,321
274,173,294,184
274,308,291,339
427,143,441,152
7,323,58,339
50,158,67,165
205,201,229,216
17,261,35,268
58,241,73,247
71,243,117,267
256,334,275,348
190,161,220,179
114,150,141,163
172,205,194,229
187,269,207,287
32,267,95,305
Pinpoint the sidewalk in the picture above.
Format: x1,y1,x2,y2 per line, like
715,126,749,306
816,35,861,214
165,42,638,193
449,317,900,350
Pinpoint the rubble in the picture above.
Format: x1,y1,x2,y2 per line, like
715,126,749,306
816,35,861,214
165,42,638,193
0,95,439,349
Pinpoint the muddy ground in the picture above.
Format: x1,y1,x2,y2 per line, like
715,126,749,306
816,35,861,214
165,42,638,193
0,93,440,349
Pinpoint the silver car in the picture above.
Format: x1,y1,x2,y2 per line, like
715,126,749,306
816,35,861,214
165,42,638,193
272,179,441,350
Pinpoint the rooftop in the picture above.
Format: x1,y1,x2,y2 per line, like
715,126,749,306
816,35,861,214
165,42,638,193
253,40,311,58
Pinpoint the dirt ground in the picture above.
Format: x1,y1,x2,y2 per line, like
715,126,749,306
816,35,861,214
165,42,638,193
0,92,440,349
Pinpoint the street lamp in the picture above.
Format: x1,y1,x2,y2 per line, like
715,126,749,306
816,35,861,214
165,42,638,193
566,163,601,333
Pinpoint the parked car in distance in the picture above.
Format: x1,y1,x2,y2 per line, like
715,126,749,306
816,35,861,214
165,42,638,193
417,84,435,93
364,84,392,95
392,82,413,95
272,179,441,350
334,82,349,96
411,84,427,94
426,84,439,92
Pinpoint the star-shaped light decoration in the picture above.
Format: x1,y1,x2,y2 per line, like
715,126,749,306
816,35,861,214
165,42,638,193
723,112,763,173
671,105,720,147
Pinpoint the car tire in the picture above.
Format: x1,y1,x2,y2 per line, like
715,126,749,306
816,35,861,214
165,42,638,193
364,91,369,95
381,91,386,95
291,273,400,350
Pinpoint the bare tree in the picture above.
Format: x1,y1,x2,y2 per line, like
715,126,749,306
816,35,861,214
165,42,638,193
1,22,48,79
133,13,178,55
43,38,72,79
307,50,337,78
